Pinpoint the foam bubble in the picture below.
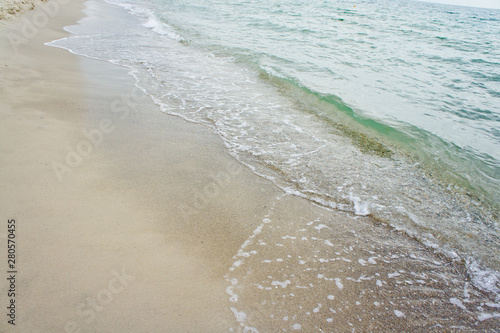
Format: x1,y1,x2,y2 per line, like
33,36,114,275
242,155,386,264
394,310,406,318
335,278,343,290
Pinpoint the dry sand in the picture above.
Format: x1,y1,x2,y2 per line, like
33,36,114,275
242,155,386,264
0,1,250,331
0,0,46,21
0,0,499,332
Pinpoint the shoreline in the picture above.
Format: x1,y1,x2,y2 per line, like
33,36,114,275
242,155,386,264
0,1,241,331
0,0,499,331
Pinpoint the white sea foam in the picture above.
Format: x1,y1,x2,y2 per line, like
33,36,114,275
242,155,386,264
335,278,343,290
394,310,406,318
143,15,183,41
350,194,371,216
477,312,500,321
271,280,291,288
230,307,247,322
466,259,500,302
450,298,467,310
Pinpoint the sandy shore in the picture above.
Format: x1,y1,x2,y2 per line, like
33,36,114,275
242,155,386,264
0,0,46,21
0,0,499,332
0,1,251,331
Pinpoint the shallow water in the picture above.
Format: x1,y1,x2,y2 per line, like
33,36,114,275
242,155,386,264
145,0,500,207
48,0,500,317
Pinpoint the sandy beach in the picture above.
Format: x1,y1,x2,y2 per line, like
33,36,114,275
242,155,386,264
0,0,41,21
0,0,499,332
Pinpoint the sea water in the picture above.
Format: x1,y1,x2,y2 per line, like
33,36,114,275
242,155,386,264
48,0,499,305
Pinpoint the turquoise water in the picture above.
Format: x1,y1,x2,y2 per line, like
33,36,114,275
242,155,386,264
153,0,500,208
49,0,500,301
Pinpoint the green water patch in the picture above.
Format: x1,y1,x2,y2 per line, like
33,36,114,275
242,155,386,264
257,70,499,214
259,72,404,158
202,44,498,214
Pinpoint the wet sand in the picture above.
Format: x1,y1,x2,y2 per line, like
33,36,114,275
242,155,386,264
0,1,499,332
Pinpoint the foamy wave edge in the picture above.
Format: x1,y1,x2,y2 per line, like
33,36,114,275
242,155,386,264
105,0,185,42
